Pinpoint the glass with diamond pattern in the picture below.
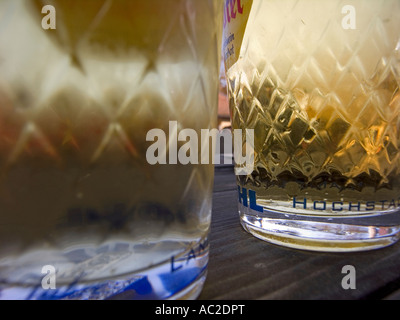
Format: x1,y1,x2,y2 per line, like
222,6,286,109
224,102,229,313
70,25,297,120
0,0,221,299
224,0,400,251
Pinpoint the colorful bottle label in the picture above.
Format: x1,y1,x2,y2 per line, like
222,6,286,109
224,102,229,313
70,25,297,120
222,0,253,70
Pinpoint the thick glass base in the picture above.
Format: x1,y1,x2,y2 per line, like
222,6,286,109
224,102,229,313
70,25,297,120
0,238,208,300
239,204,400,252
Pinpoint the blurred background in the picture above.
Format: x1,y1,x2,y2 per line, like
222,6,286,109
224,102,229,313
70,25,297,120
218,57,231,131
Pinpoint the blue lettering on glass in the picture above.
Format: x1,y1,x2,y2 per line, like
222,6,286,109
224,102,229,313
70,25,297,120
293,197,306,209
313,201,326,211
237,186,248,207
293,197,400,212
332,201,343,212
237,186,263,213
170,237,209,273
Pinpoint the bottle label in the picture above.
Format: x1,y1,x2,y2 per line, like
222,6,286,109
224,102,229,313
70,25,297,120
222,0,253,71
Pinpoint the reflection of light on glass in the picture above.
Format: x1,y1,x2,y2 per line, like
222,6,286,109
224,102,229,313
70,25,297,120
379,227,389,236
368,227,376,238
394,39,400,80
218,54,230,130
369,226,392,238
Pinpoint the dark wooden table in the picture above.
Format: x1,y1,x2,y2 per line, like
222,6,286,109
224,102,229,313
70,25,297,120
198,164,400,300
